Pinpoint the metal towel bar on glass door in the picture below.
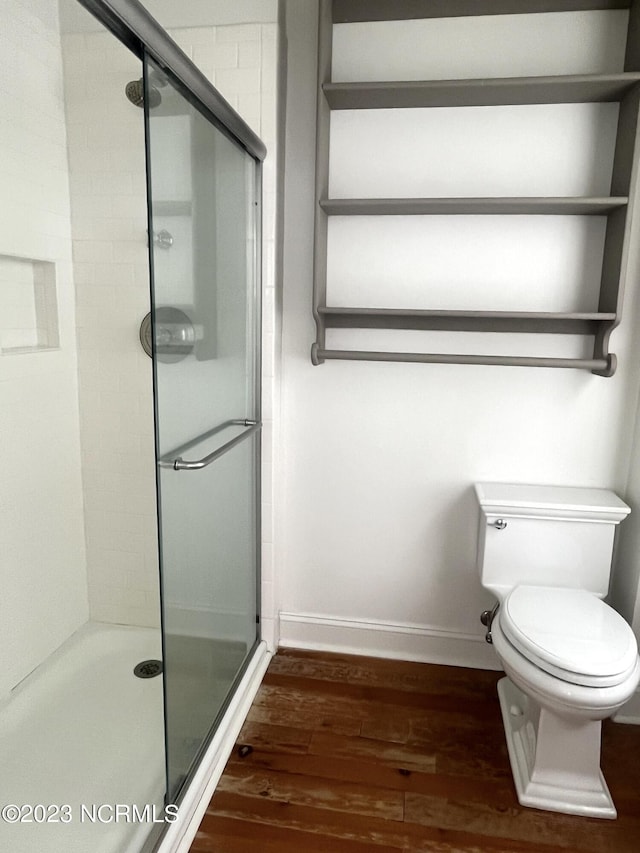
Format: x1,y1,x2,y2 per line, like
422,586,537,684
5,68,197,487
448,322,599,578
159,419,261,471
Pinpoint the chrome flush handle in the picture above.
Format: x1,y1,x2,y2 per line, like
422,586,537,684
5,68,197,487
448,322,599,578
493,518,508,530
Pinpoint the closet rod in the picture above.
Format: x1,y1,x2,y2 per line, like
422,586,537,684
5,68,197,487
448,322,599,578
311,345,611,372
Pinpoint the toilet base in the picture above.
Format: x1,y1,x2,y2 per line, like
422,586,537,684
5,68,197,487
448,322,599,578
497,677,616,819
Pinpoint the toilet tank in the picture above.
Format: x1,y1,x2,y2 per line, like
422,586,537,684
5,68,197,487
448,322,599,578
474,483,630,598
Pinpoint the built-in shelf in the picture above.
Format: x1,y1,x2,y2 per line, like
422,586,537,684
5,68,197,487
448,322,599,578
324,73,640,110
0,254,59,354
320,197,629,215
312,0,640,376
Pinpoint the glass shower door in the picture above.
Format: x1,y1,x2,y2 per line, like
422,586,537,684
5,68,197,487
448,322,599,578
143,56,261,801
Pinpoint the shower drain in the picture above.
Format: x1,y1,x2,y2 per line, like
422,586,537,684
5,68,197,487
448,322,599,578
134,659,163,679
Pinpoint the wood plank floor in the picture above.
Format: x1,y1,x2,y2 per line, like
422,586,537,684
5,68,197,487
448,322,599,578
190,649,640,852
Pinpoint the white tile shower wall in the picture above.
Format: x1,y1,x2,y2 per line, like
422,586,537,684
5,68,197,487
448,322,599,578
62,31,159,628
0,0,89,698
62,22,279,641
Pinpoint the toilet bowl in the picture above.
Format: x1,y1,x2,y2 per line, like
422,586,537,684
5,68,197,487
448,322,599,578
474,483,639,819
493,591,640,716
490,610,639,818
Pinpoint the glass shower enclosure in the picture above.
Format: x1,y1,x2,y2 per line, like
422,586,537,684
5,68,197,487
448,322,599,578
83,0,265,812
144,54,262,801
0,0,265,849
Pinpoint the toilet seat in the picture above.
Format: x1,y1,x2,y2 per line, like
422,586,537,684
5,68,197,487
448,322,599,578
500,585,638,688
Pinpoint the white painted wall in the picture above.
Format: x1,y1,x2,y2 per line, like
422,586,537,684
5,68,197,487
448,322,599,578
0,0,89,698
613,402,640,629
610,329,640,723
278,2,640,666
331,11,628,81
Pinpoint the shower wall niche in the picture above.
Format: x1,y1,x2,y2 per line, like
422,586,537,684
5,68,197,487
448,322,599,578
0,255,59,353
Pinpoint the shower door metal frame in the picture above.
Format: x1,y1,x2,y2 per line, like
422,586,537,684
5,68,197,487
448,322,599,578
75,0,266,821
77,0,266,162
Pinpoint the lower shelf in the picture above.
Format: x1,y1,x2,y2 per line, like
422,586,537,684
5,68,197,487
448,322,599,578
312,307,618,376
311,345,615,375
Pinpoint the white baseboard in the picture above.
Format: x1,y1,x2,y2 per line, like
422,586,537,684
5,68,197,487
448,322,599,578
279,611,501,670
157,641,271,853
614,689,640,725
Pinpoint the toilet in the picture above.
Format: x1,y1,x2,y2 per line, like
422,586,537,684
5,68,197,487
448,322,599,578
474,482,640,819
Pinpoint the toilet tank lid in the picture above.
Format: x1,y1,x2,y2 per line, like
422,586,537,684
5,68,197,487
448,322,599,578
474,483,630,522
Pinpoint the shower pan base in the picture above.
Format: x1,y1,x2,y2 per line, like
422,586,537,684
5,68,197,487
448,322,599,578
0,622,165,853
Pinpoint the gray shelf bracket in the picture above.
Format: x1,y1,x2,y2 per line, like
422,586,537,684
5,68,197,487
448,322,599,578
311,342,325,365
592,325,619,377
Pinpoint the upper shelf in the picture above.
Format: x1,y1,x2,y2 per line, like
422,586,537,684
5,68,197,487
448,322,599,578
324,73,640,109
319,196,628,215
332,0,632,23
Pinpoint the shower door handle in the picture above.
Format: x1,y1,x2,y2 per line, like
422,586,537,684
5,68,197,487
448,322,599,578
161,419,261,471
